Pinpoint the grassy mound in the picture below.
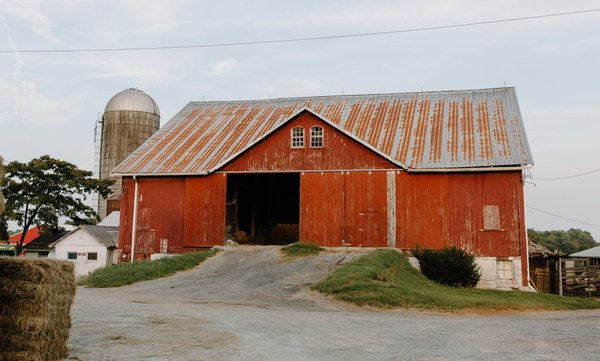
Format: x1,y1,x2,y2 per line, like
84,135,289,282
313,249,600,312
281,242,324,257
78,249,219,288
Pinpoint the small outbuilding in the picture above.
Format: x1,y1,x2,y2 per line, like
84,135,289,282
113,87,533,289
570,245,600,264
22,230,68,258
528,240,561,293
557,246,600,297
51,225,119,278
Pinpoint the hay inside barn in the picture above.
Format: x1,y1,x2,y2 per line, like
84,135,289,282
0,257,75,361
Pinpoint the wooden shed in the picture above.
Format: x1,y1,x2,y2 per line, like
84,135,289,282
113,87,533,289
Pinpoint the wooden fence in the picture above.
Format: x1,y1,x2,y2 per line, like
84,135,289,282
558,258,600,297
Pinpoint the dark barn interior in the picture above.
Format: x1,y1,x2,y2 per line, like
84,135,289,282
226,173,300,245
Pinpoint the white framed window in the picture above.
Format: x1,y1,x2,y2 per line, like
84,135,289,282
291,127,304,148
67,252,77,260
496,260,513,279
87,252,98,261
310,126,324,148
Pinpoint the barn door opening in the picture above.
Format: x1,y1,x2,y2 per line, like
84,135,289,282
226,173,299,245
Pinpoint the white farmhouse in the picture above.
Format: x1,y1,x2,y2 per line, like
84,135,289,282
51,225,119,278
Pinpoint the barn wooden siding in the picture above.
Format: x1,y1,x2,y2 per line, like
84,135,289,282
298,170,524,252
394,171,525,256
118,175,226,259
300,171,389,247
118,170,525,258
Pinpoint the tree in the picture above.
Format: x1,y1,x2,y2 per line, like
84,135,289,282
0,215,8,241
0,155,6,241
528,228,598,255
0,155,4,216
1,155,113,252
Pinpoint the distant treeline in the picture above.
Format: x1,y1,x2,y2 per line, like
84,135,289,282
528,228,598,255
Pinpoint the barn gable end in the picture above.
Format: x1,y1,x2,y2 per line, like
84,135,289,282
222,111,398,172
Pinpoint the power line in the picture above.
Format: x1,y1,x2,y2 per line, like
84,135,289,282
526,206,600,227
1,8,599,54
531,168,600,181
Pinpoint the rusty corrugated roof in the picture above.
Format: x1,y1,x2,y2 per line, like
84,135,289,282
112,87,533,175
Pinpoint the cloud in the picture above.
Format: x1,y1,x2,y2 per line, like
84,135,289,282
0,12,24,125
0,76,85,128
80,53,185,86
0,0,62,45
206,58,240,76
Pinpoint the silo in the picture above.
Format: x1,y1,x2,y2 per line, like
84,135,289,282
98,88,160,219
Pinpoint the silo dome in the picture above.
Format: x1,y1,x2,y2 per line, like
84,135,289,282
104,88,160,116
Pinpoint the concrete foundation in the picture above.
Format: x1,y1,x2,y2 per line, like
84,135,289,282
408,256,523,290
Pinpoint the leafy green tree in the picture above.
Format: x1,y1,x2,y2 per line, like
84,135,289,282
0,155,4,216
0,215,8,241
528,228,598,255
1,155,113,252
0,156,6,241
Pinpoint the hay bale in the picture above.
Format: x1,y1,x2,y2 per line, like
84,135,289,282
0,258,75,360
1,351,44,361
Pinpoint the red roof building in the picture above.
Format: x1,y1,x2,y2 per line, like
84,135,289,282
9,227,41,247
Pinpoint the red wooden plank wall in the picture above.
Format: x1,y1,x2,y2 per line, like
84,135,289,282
118,178,134,256
223,112,396,172
300,172,344,246
300,171,388,247
118,175,226,259
136,177,185,257
395,171,524,257
118,171,524,262
182,175,227,247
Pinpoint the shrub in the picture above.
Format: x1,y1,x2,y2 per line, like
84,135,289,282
413,246,481,287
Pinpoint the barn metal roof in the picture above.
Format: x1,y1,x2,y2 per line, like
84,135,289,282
112,87,533,175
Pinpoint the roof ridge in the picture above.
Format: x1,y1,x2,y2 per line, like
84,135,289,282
189,87,515,105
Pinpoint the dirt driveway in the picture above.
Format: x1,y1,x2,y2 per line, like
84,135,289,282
68,246,600,361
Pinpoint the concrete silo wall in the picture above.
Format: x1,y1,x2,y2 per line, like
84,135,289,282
99,110,159,219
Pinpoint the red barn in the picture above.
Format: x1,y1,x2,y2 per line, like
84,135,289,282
113,87,533,289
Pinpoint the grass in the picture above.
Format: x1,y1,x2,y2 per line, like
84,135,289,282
281,242,324,257
313,249,600,312
78,249,219,288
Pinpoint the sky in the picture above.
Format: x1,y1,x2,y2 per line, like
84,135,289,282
0,0,599,241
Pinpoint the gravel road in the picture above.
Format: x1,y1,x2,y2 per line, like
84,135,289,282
67,246,600,361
